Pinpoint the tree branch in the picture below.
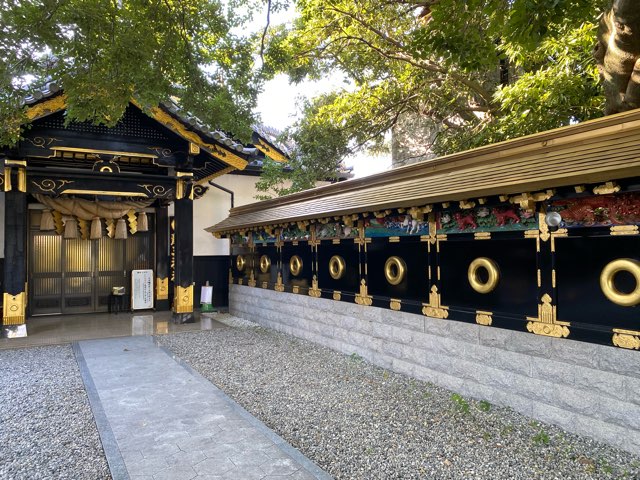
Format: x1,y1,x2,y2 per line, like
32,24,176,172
260,0,272,65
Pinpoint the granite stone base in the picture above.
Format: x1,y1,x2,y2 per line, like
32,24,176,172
230,284,640,455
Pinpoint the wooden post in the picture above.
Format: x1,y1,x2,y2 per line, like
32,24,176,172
155,204,170,310
3,162,27,337
172,173,194,323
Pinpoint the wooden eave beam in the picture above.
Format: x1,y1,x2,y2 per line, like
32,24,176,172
209,110,640,234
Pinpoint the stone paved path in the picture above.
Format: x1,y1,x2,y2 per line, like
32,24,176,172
74,336,331,480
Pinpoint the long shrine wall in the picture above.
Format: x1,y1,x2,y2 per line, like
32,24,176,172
230,283,640,454
225,191,640,454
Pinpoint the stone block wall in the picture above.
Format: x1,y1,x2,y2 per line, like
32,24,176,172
230,284,640,455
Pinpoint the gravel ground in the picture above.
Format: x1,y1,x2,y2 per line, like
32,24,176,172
159,317,640,480
0,345,111,480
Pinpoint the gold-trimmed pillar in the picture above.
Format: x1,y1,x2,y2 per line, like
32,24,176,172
3,161,28,337
172,172,194,323
155,205,170,310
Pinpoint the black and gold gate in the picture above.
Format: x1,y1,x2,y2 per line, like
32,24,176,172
28,210,154,315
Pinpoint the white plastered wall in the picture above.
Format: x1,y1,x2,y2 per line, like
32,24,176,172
192,174,263,256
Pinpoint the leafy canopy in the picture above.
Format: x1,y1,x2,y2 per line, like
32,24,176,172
0,0,265,146
258,0,609,194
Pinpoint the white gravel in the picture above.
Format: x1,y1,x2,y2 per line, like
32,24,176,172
0,345,111,480
158,321,640,480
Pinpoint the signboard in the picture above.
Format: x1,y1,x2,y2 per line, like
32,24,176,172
200,285,213,304
131,269,154,310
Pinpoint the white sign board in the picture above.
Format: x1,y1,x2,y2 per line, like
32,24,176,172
200,285,213,304
131,269,154,310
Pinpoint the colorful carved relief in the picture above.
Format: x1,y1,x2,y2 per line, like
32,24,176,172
549,193,640,228
365,215,428,237
252,229,278,244
437,206,537,234
315,222,359,240
282,225,310,241
230,233,249,245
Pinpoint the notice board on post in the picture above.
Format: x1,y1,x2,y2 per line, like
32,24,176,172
131,269,154,310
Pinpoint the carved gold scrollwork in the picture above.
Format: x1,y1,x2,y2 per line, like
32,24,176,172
32,179,74,194
612,329,640,350
600,258,640,307
468,257,500,294
329,255,346,280
260,255,271,273
192,184,209,200
236,255,246,272
290,255,303,276
384,256,407,286
475,311,493,326
138,184,173,198
333,291,342,301
390,299,401,311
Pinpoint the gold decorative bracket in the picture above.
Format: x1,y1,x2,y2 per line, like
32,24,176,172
248,270,257,288
3,292,26,325
390,298,402,311
610,225,639,236
612,329,640,350
355,280,373,306
593,181,620,195
275,272,285,292
476,311,493,326
474,232,491,240
309,275,321,298
156,277,169,300
333,291,342,301
173,285,194,313
422,286,449,319
526,293,570,338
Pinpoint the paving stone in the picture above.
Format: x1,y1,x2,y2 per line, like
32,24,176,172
152,465,198,480
76,336,331,480
193,457,236,475
260,458,301,476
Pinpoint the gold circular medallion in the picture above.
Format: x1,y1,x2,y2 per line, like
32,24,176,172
290,255,303,276
259,255,271,273
600,258,640,307
236,255,246,272
329,255,346,280
384,256,407,286
468,257,500,294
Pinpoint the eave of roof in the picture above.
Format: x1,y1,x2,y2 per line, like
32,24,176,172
208,109,640,234
21,83,251,175
251,129,289,163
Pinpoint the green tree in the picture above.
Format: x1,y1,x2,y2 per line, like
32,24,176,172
0,0,264,146
259,0,611,195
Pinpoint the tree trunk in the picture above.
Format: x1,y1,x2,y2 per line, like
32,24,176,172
595,0,640,114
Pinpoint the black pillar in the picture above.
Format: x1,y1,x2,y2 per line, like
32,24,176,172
172,174,194,323
155,205,170,310
3,162,27,337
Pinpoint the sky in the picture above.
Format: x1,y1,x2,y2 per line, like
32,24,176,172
249,6,391,179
